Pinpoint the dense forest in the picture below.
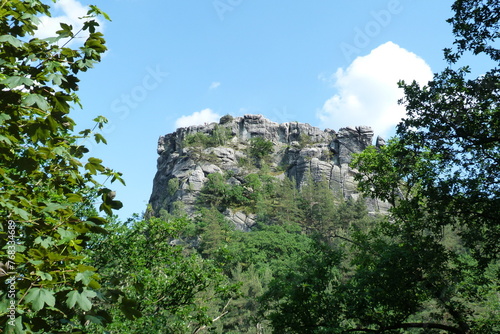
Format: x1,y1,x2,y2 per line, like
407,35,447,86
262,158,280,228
1,1,499,333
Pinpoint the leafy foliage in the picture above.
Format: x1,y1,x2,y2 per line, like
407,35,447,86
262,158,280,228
3,1,495,333
219,114,234,124
262,240,345,334
184,125,233,150
248,137,274,166
0,1,124,332
87,216,237,333
194,168,379,332
259,1,500,333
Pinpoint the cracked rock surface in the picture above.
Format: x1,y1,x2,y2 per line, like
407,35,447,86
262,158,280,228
149,115,389,227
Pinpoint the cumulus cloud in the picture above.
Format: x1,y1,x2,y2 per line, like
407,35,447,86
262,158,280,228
175,108,221,128
317,41,433,138
209,82,221,90
35,0,104,43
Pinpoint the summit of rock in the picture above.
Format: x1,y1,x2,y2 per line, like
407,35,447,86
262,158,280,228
149,114,388,230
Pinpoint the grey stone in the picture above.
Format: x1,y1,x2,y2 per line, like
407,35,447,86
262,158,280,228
225,209,257,232
376,135,386,147
149,115,388,229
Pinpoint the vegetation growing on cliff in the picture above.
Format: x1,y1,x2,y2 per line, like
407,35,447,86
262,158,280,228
1,0,498,333
184,125,234,150
111,0,499,332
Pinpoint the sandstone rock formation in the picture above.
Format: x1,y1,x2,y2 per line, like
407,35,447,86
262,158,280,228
149,114,389,228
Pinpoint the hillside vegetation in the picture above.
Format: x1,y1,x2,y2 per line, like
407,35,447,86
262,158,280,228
1,1,499,333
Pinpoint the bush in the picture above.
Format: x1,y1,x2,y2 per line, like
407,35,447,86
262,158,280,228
167,178,180,196
184,125,233,149
211,124,233,146
249,137,274,160
219,114,234,124
184,132,211,148
298,133,313,148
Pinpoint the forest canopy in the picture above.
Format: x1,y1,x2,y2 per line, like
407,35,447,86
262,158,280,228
1,0,499,333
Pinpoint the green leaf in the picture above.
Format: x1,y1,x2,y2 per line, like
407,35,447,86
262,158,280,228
0,134,13,145
94,133,107,144
24,288,56,311
119,297,142,320
66,289,96,311
52,146,68,157
12,207,30,220
88,5,112,21
57,227,77,243
29,260,44,266
84,314,105,326
76,270,95,286
57,22,73,38
47,73,64,86
110,200,123,210
85,157,105,175
66,290,79,309
1,75,34,88
22,94,50,111
51,93,71,113
93,116,108,129
34,236,55,249
99,202,112,216
0,112,11,125
36,271,53,281
111,171,126,186
10,316,23,333
0,35,23,48
40,202,66,213
86,216,108,225
66,193,83,203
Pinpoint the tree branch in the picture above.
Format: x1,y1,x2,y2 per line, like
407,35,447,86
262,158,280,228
192,299,232,334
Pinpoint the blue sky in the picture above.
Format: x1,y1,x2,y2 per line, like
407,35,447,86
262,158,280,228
40,0,462,219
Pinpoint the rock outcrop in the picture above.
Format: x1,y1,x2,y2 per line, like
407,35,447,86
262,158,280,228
149,114,389,228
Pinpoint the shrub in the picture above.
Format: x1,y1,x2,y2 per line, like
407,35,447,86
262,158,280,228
219,114,234,124
184,125,233,149
298,134,313,148
211,124,233,146
249,137,274,160
167,178,180,196
185,132,211,148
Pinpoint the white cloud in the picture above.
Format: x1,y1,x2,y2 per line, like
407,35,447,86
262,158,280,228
175,108,221,128
35,0,104,43
317,41,433,138
209,82,221,90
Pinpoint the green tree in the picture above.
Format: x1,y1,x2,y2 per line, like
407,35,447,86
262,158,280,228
298,173,340,236
348,0,500,332
249,137,274,167
211,124,233,147
219,264,271,333
219,114,234,124
218,223,314,333
261,1,500,333
184,125,233,151
197,206,233,260
262,239,346,334
0,2,124,332
268,177,304,226
198,173,249,210
88,216,237,333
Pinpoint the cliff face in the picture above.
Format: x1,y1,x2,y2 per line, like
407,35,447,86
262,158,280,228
149,114,388,230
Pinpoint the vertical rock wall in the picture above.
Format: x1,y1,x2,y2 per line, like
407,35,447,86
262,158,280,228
149,115,389,229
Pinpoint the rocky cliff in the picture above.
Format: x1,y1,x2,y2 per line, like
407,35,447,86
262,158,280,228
148,114,388,230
